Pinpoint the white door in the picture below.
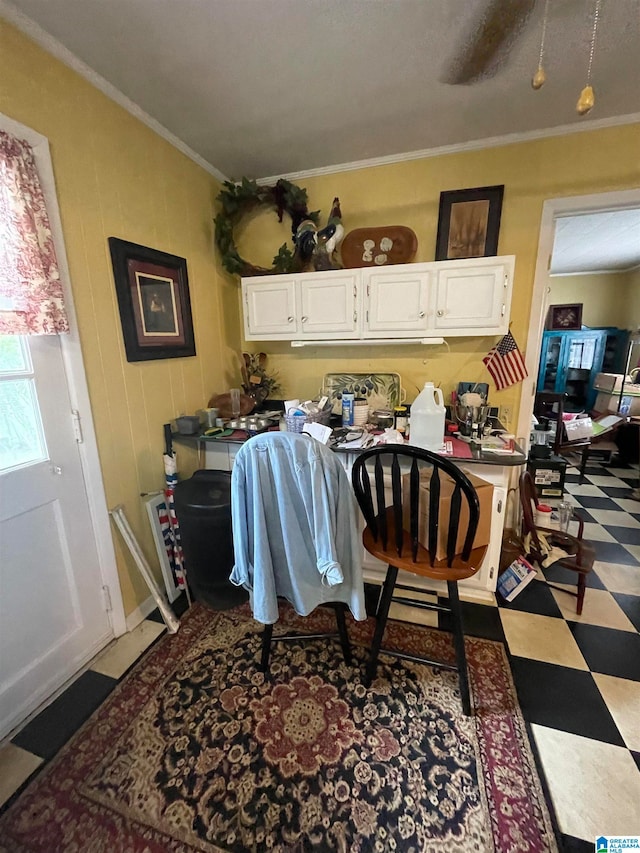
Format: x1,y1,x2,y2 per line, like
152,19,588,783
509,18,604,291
243,277,298,339
0,334,113,740
365,266,431,336
433,258,513,334
299,271,360,337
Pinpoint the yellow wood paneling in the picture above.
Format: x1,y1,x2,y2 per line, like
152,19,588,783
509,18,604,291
0,20,232,615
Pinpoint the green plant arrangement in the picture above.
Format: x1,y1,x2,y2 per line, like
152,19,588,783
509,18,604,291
214,177,320,277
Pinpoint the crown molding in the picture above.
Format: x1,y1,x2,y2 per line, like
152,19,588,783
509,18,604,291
259,112,640,184
0,0,228,184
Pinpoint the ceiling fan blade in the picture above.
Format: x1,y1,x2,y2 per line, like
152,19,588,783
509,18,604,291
441,0,537,85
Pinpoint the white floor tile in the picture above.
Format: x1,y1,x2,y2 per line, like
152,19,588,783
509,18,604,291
593,561,640,595
499,610,588,669
584,475,629,488
593,673,640,752
389,602,439,627
565,484,606,497
604,467,640,480
614,498,640,514
550,587,636,631
587,510,640,528
0,743,42,807
622,543,640,563
531,725,640,839
580,523,616,542
90,619,165,679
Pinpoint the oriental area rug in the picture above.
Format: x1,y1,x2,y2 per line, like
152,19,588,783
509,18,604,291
0,603,558,852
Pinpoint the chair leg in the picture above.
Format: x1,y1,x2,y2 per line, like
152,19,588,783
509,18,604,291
447,580,472,716
365,565,398,687
333,604,352,665
576,573,586,615
260,624,273,672
579,446,589,485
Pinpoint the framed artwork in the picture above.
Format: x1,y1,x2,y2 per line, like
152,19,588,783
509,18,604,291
143,493,182,602
435,184,504,261
109,237,196,362
547,303,583,331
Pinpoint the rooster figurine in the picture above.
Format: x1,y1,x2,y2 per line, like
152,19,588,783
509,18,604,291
294,197,344,271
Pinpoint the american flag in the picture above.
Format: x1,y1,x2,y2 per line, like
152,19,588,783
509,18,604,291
483,331,528,391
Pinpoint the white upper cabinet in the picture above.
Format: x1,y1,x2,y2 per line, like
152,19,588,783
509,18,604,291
243,276,297,337
432,256,514,335
242,256,514,342
243,270,360,340
298,271,360,337
364,265,432,337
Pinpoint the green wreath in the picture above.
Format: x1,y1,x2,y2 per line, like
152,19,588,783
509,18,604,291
214,177,320,277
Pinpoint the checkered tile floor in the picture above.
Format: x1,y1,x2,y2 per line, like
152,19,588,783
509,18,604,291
1,459,639,850
492,459,640,849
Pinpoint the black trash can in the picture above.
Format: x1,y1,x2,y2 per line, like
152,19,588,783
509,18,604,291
174,469,247,609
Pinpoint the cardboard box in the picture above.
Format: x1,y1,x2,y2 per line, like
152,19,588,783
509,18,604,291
401,468,493,560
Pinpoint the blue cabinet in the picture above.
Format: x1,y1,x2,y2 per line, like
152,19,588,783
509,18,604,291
537,329,607,412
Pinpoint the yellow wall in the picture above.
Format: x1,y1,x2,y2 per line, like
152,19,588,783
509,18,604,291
237,124,640,430
626,268,640,333
0,20,238,616
549,271,632,329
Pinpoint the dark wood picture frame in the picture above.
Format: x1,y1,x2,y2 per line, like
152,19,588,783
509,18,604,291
109,238,196,362
435,184,504,261
547,303,583,331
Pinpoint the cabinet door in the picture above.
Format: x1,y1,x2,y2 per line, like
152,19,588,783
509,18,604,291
460,486,506,594
364,266,431,337
298,271,360,338
433,258,512,334
243,277,298,339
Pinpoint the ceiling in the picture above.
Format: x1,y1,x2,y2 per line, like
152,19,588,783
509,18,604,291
2,0,639,183
551,209,640,274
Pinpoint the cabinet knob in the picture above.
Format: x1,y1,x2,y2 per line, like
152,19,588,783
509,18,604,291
301,315,308,323
287,316,294,323
437,309,445,317
418,310,425,318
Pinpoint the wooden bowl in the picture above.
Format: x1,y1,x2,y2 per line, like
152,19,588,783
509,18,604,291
208,392,254,419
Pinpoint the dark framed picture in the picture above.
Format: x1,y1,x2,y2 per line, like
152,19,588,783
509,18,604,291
435,184,504,261
547,303,583,331
108,238,196,362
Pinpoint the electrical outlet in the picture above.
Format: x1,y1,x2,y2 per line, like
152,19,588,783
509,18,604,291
501,406,512,428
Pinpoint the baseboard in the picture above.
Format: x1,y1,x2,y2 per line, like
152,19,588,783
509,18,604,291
125,595,158,632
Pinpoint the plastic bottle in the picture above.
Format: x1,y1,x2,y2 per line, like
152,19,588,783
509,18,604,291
409,382,445,450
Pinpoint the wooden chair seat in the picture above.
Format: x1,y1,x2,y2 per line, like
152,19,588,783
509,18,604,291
363,512,487,581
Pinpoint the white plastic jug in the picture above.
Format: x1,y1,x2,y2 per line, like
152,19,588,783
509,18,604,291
410,382,445,450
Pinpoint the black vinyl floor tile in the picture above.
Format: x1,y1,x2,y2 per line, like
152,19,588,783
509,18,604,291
440,600,506,642
508,658,625,746
496,578,563,616
611,593,640,632
544,563,606,590
600,486,637,499
11,671,116,760
632,751,640,773
591,540,640,565
571,507,597,524
569,623,640,681
564,473,582,484
573,495,621,511
561,835,599,853
603,525,640,546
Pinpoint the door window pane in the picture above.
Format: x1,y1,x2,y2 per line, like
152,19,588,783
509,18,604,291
0,336,47,472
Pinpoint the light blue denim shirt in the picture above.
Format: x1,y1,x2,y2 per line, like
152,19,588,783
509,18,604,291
230,432,366,624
